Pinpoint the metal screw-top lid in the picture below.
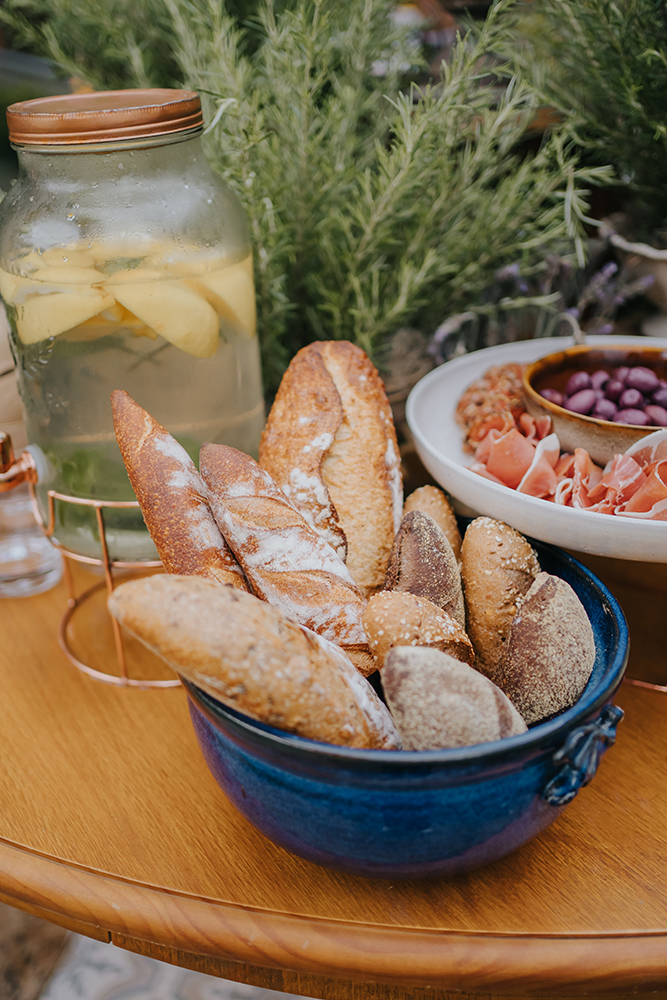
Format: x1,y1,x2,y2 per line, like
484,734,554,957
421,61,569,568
7,89,203,146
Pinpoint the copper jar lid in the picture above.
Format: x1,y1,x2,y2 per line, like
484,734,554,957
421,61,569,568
7,89,203,146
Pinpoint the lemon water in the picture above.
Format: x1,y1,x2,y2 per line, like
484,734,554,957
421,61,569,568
2,252,264,561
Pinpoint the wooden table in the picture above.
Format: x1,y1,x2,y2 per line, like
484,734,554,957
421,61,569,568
1,559,667,1000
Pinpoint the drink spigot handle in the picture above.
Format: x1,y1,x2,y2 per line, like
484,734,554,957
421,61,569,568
0,432,38,492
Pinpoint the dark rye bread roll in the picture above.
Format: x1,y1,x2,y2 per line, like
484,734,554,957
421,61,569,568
259,341,403,597
402,486,462,561
460,517,540,683
108,575,401,750
111,390,248,590
199,442,374,676
496,572,596,725
384,510,465,628
382,646,527,750
362,590,474,668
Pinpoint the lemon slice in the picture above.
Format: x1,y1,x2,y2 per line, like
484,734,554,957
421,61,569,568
188,254,256,337
110,280,219,357
31,266,107,286
14,287,116,344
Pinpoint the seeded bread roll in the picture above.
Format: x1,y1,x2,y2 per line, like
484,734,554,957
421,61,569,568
383,646,527,750
259,341,403,596
108,575,401,750
200,442,375,676
111,390,248,590
496,572,596,725
384,511,465,628
403,486,462,561
460,517,540,683
362,590,474,668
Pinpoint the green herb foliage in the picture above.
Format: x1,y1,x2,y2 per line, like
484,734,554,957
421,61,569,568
0,0,610,389
509,0,667,241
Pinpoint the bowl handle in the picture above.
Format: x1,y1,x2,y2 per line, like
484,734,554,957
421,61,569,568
543,704,624,807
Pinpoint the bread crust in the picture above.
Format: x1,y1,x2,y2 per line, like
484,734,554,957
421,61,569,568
111,390,247,589
384,510,465,627
260,341,403,596
199,443,371,656
403,486,462,561
362,590,473,668
496,572,596,725
460,517,540,683
108,575,401,749
382,646,527,750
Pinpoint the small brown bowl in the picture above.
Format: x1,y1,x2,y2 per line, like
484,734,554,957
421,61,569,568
523,344,667,466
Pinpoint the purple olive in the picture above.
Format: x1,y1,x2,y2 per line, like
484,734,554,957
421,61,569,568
618,387,644,410
590,369,610,391
564,371,592,396
645,404,667,426
564,388,597,415
540,387,564,406
613,366,630,382
605,379,625,402
593,398,618,421
625,366,659,394
614,408,651,425
652,386,667,408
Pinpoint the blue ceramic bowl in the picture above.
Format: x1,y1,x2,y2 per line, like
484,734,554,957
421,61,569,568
185,539,628,879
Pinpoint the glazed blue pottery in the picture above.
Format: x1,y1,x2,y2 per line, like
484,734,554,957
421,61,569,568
185,539,628,879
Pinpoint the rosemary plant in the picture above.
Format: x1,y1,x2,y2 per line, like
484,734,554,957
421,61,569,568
0,0,610,390
509,0,667,244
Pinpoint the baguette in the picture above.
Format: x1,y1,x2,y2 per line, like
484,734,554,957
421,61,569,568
259,341,403,596
402,486,462,561
108,575,401,749
460,517,540,683
362,590,474,668
384,510,465,627
111,390,247,589
200,442,374,673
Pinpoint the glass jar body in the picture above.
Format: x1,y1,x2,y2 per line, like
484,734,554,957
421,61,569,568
0,135,264,560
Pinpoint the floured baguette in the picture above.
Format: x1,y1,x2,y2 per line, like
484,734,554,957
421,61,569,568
362,590,474,668
259,340,402,596
384,510,465,627
496,572,596,725
382,646,527,750
402,486,462,561
111,390,248,589
200,442,375,675
108,575,401,749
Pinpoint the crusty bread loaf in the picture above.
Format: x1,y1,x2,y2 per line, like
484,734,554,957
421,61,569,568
460,517,540,683
111,390,248,589
259,341,403,596
108,575,401,749
495,572,596,725
362,590,473,668
384,511,465,627
199,442,374,672
382,646,527,750
402,486,462,561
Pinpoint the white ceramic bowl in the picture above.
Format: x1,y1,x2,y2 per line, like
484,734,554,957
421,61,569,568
406,335,667,562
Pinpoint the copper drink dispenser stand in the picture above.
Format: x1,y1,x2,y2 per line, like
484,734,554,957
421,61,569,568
0,431,179,689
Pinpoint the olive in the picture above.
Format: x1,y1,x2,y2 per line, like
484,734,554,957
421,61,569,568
645,404,667,427
563,389,596,415
590,369,610,391
618,387,644,410
614,408,651,425
625,366,659,394
564,371,592,396
605,379,625,402
593,398,617,421
540,388,564,406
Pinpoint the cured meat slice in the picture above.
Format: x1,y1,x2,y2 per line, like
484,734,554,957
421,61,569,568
625,428,667,470
485,428,536,489
618,459,667,520
587,454,646,508
571,449,604,509
516,434,561,498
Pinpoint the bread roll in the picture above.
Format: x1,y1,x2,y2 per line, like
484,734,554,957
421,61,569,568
384,510,465,627
362,590,473,668
496,572,596,725
382,646,527,750
259,341,403,596
199,442,374,673
460,517,539,683
108,575,401,749
403,486,462,561
111,390,248,589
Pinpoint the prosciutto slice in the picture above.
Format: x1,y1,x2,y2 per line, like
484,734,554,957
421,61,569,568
618,459,667,520
516,433,560,498
485,428,536,489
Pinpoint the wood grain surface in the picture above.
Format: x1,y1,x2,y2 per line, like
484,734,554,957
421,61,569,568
0,560,666,998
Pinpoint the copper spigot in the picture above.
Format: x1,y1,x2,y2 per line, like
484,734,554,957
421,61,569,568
0,432,37,492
